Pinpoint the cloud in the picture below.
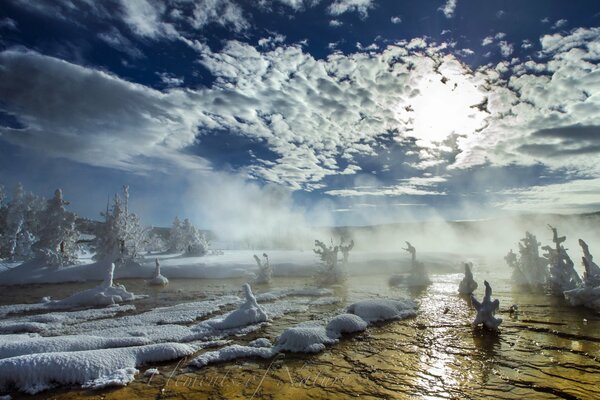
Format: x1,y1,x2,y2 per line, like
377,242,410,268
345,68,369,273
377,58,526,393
498,40,513,57
0,50,209,173
329,19,343,27
391,16,402,24
438,0,457,18
97,27,145,58
0,17,18,30
328,0,375,18
551,19,568,30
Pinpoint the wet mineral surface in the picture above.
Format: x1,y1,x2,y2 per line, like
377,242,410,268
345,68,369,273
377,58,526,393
4,267,600,400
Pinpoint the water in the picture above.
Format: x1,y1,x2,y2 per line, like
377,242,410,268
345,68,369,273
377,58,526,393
3,266,600,399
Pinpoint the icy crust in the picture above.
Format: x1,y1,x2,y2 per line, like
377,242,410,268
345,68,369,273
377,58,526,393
81,368,138,390
254,287,334,302
346,298,418,323
563,286,600,311
0,343,195,394
189,296,417,368
0,335,151,359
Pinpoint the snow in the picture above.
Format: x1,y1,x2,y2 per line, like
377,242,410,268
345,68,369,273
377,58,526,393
81,367,138,389
0,335,150,359
51,263,136,307
346,298,417,323
147,258,168,286
458,262,478,294
326,313,368,337
471,281,502,330
189,344,275,368
193,284,267,332
0,343,194,394
143,368,159,377
563,286,600,311
276,325,337,353
248,338,272,348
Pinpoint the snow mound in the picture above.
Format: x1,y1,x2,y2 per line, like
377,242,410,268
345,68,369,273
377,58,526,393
0,342,194,394
326,313,368,337
563,286,600,311
0,335,150,359
190,344,274,368
275,325,337,353
194,284,267,331
81,367,138,390
148,258,168,286
346,298,417,323
144,368,159,377
53,263,136,307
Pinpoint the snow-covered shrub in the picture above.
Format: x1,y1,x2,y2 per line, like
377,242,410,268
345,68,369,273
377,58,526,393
168,217,208,256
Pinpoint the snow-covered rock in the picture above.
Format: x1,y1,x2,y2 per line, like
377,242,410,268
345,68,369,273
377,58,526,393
471,280,502,330
346,298,417,323
458,262,478,294
52,263,136,307
0,343,195,394
147,258,168,286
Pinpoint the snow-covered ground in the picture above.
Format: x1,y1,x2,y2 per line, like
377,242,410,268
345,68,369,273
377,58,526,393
0,249,464,285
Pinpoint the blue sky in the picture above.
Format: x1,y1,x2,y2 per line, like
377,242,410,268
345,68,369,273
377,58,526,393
0,0,599,228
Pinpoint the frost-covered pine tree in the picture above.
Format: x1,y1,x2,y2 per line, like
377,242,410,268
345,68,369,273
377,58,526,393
93,186,146,265
181,218,208,256
32,189,79,266
0,183,44,260
168,216,184,252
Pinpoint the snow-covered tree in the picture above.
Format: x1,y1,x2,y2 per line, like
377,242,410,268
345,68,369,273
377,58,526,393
93,186,146,265
543,225,581,294
168,217,208,256
253,253,272,284
0,183,44,260
32,189,79,266
506,232,548,289
145,232,167,253
168,217,184,252
314,239,343,284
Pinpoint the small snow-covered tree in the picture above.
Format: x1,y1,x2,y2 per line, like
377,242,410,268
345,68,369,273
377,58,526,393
32,189,79,266
314,239,342,284
543,225,581,294
181,218,208,256
507,232,548,289
93,186,146,265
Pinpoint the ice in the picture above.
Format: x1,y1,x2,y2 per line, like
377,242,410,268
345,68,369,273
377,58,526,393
325,313,368,337
458,262,478,294
0,343,195,394
0,335,151,359
147,258,168,286
471,281,502,330
346,298,417,323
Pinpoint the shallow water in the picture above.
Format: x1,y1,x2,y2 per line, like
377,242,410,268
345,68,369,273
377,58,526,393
3,267,600,400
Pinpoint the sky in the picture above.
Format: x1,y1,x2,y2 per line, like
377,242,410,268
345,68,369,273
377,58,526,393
0,0,599,228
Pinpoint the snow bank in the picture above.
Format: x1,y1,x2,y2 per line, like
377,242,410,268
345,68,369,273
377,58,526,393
81,367,138,390
0,335,151,359
346,298,417,323
0,343,194,394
